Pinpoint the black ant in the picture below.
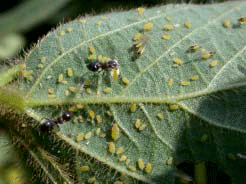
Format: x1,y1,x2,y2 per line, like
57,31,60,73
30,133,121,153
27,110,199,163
87,60,119,72
87,60,119,80
39,112,72,133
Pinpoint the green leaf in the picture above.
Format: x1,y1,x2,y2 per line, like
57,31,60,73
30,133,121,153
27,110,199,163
3,1,246,183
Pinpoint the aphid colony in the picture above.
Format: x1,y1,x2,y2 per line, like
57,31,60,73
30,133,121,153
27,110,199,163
186,44,215,60
39,112,72,133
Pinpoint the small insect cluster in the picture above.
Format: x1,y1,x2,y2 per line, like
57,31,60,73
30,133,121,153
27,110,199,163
186,44,217,67
223,16,246,29
39,112,72,133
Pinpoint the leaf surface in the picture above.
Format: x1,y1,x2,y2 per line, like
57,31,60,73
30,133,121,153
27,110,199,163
9,1,246,183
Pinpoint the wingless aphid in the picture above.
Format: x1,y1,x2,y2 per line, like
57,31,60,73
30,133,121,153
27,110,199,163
238,17,246,25
132,34,149,57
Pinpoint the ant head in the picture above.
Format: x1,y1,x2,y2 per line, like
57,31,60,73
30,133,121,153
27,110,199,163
62,112,72,121
87,62,101,72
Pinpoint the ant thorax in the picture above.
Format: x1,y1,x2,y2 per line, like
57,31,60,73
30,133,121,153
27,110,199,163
101,60,119,71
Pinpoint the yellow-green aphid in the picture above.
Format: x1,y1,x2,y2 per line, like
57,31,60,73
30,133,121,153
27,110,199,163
144,162,152,174
66,27,73,33
111,122,120,141
112,68,120,80
103,87,112,94
143,23,153,31
89,46,96,54
191,75,200,81
84,132,92,140
76,133,84,142
66,68,73,77
180,80,190,86
223,19,231,28
132,34,148,56
119,155,127,162
137,7,145,15
57,74,67,84
87,54,97,61
40,56,46,64
165,16,172,22
135,46,145,56
80,165,90,173
184,21,192,29
167,79,174,88
161,34,170,40
83,80,91,88
102,56,111,63
132,33,143,41
59,31,65,36
122,77,130,86
156,112,164,121
68,86,77,93
187,44,200,53
169,104,180,111
173,58,183,65
135,119,142,129
137,159,145,171
130,103,137,112
88,177,97,184
134,34,148,47
108,142,116,154
209,60,219,68
76,104,84,109
74,115,84,123
139,123,147,131
20,69,33,81
85,88,92,94
99,132,106,138
106,111,113,116
128,165,136,172
163,25,173,31
125,159,130,166
95,128,101,136
96,115,102,124
64,89,70,96
68,104,77,112
238,17,246,25
37,64,44,69
116,147,124,155
88,111,95,120
201,51,215,60
97,54,103,62
48,88,54,94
